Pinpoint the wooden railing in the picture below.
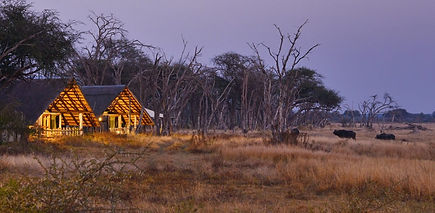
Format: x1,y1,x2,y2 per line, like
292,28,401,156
39,127,137,138
41,127,83,137
108,127,138,135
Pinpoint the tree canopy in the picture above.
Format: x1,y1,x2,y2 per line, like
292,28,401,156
0,1,344,134
0,0,77,87
289,68,342,110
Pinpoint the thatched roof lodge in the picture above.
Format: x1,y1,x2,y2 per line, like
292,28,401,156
81,85,154,134
1,79,156,137
0,79,99,137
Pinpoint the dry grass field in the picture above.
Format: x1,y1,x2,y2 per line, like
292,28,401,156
0,123,434,212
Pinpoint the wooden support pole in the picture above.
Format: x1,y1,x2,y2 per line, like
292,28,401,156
47,115,51,130
47,115,51,137
128,95,131,134
59,114,62,129
79,113,83,135
118,115,122,132
38,114,43,127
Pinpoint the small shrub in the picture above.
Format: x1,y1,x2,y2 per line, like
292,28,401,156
0,103,30,144
0,148,148,212
186,134,216,153
174,198,202,213
335,179,405,212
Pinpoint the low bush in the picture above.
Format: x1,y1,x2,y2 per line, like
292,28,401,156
0,148,148,212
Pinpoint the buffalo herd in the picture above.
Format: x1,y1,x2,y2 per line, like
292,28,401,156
333,129,396,141
287,128,397,141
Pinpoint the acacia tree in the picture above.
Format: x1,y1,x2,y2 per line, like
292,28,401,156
0,0,76,87
250,21,319,134
284,68,342,126
359,93,398,128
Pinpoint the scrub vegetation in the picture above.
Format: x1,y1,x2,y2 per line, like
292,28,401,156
1,1,435,212
0,123,434,212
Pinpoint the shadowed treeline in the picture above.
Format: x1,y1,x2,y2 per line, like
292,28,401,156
1,0,341,137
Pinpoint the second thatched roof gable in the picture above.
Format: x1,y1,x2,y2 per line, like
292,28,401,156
81,85,154,125
81,85,125,117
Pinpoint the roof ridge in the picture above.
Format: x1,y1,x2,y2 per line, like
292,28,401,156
81,85,125,88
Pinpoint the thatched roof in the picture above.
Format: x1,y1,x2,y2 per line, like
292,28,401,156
1,80,154,126
0,79,68,124
81,85,155,125
0,79,100,127
81,85,125,117
47,80,99,127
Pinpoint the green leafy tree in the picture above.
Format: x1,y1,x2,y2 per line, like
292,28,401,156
0,0,76,87
284,67,342,126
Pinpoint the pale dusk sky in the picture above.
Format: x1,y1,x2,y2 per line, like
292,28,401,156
32,0,435,113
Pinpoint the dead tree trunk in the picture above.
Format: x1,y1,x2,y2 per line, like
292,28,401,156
250,21,319,142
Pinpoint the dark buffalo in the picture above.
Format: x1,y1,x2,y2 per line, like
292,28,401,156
375,133,395,140
333,129,356,140
291,128,300,135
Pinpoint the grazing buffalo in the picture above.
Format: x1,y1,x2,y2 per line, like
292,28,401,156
291,128,300,135
333,129,356,140
375,133,395,140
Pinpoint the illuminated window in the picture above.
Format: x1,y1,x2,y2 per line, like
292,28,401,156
50,115,59,129
109,116,116,128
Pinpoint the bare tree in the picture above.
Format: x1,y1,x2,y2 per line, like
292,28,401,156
73,12,126,85
107,38,149,84
359,93,398,128
136,40,202,135
196,71,234,135
248,45,273,130
212,52,254,132
69,12,153,87
250,21,319,134
241,67,249,132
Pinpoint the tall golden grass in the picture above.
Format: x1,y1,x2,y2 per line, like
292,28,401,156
0,123,434,212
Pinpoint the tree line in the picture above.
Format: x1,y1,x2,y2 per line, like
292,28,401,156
0,0,342,135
